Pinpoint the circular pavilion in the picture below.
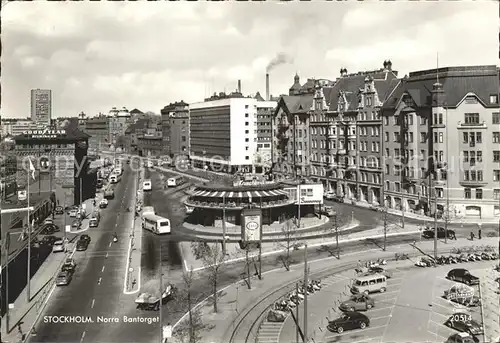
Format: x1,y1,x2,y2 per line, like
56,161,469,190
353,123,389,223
184,182,297,227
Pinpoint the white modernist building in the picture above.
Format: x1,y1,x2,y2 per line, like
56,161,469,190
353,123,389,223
189,96,260,173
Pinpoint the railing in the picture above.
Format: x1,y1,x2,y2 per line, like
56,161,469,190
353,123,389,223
184,198,295,209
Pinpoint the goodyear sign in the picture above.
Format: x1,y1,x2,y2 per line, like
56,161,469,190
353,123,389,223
23,129,66,139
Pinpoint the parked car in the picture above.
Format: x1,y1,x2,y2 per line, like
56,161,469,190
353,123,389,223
327,312,370,334
333,196,345,203
324,191,336,200
446,332,477,343
361,266,394,279
369,205,384,212
444,284,480,307
62,258,76,272
72,220,82,229
40,224,60,235
69,209,78,217
56,270,73,286
445,315,483,336
422,227,455,239
52,239,66,253
447,269,479,286
80,234,91,243
339,294,375,312
54,206,64,215
41,235,58,246
43,218,54,225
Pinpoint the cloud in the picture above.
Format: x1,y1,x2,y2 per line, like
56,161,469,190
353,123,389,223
1,1,497,119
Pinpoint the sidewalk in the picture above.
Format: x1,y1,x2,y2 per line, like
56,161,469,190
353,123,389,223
1,240,77,343
172,236,498,343
124,167,142,294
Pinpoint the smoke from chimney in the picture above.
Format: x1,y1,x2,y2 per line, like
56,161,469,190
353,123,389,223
238,80,241,93
266,73,270,101
266,52,293,73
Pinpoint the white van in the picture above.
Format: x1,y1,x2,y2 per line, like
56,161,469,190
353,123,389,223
109,174,120,184
89,212,100,228
143,179,152,191
351,274,387,295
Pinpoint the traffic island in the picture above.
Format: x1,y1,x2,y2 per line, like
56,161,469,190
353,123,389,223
123,168,143,295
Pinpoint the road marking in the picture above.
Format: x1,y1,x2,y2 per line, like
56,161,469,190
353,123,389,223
349,336,382,343
372,290,399,297
102,266,105,272
91,299,95,308
327,324,387,337
109,242,112,247
371,315,391,321
369,306,394,313
80,331,86,343
431,301,451,312
106,252,108,258
98,277,102,285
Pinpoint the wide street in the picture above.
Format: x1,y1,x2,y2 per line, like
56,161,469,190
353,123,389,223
28,165,137,343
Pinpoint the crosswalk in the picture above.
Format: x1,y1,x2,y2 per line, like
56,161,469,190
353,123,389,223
257,321,283,343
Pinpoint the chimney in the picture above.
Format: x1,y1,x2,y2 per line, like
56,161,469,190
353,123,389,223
266,73,270,101
238,80,241,93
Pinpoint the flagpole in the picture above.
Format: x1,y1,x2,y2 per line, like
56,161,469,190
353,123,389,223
27,166,31,302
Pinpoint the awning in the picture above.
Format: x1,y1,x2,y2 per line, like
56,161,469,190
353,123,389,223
220,191,226,198
261,191,271,197
228,192,234,197
193,190,205,196
268,190,279,196
238,192,243,198
247,191,252,200
254,191,262,197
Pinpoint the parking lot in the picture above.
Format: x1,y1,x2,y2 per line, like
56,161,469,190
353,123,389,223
321,260,497,343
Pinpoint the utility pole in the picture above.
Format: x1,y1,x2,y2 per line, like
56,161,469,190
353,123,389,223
433,190,438,260
383,209,388,251
246,247,251,289
27,172,32,302
295,282,300,343
297,183,301,229
159,242,163,343
222,195,226,255
303,244,308,343
334,214,339,259
5,232,11,331
258,199,263,280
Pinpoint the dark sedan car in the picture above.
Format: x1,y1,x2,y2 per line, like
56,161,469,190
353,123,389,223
422,227,455,239
80,234,91,243
445,315,483,336
54,206,64,215
447,269,479,285
40,224,60,235
76,239,89,251
327,312,370,334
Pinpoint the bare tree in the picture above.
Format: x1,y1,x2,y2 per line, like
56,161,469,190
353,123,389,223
199,243,227,313
174,267,205,343
320,208,350,258
276,219,299,271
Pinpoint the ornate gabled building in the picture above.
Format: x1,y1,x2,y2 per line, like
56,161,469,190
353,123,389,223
382,65,500,219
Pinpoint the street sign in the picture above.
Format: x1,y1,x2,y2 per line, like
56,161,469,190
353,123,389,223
65,225,71,233
8,303,14,309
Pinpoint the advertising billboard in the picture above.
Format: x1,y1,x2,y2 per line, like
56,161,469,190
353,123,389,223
241,208,262,242
283,183,324,205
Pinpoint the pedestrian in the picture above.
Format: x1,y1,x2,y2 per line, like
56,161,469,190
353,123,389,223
478,229,482,240
470,231,474,241
451,231,457,240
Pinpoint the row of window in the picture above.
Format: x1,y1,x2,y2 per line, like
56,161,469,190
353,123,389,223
464,188,484,199
463,170,484,182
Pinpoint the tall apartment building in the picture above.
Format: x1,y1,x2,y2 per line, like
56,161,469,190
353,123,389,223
189,92,258,173
30,89,52,125
273,63,399,206
382,65,500,219
160,101,189,156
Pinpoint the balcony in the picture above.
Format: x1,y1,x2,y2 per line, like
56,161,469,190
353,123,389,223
347,164,357,170
458,121,487,129
459,180,488,187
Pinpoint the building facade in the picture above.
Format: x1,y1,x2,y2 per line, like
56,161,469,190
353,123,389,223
108,107,132,145
13,127,94,205
382,65,500,219
137,119,163,157
255,99,277,171
30,89,52,126
7,119,40,137
83,115,109,153
160,101,189,156
189,93,258,173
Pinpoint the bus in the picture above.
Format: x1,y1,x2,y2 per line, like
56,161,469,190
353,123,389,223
167,176,185,187
143,179,152,191
142,214,171,235
89,212,100,227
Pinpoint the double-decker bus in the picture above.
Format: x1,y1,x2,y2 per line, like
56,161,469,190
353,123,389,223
167,176,185,187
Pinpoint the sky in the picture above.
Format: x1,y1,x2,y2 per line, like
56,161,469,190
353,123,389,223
1,1,498,119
